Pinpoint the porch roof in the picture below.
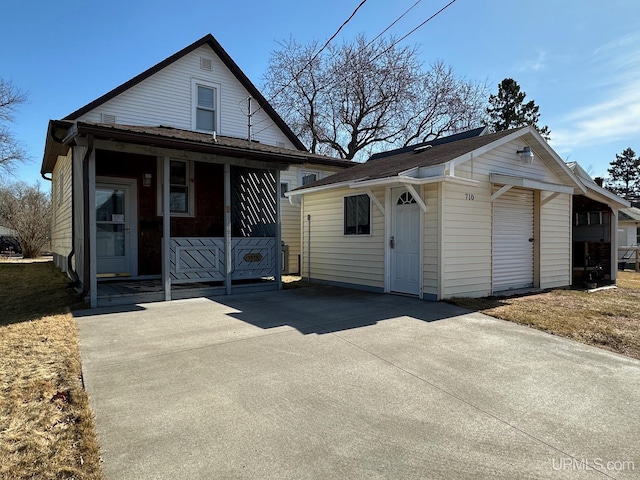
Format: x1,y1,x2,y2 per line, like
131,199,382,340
41,121,354,174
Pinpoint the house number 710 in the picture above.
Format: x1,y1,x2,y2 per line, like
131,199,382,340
465,193,475,201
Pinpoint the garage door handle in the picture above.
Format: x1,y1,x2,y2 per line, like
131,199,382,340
529,237,534,242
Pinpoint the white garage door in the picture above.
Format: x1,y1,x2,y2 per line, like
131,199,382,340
492,188,534,292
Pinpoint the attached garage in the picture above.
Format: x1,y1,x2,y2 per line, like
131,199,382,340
287,126,628,300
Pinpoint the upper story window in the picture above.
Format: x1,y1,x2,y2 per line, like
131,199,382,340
192,79,220,133
300,169,321,186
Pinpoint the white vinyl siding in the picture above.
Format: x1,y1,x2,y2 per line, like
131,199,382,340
539,192,572,289
422,184,439,297
301,186,385,288
280,164,349,274
51,150,73,269
441,180,493,298
76,45,295,148
440,139,571,299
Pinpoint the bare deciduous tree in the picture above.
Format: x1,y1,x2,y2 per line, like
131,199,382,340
263,35,488,161
0,182,51,258
0,79,28,175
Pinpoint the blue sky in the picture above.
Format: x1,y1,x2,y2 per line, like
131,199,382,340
2,0,639,187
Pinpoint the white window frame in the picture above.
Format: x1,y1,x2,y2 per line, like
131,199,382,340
280,180,290,198
299,169,321,187
343,193,372,236
191,78,221,133
157,159,195,217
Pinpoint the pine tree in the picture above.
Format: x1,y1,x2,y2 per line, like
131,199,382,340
606,148,640,200
486,78,550,140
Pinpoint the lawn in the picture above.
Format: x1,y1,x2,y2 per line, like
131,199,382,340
0,260,102,479
450,271,640,360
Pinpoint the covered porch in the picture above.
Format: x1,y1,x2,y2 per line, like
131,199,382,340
45,121,312,307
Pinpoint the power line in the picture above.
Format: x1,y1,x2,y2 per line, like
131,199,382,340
365,0,424,48
389,0,456,48
266,0,368,103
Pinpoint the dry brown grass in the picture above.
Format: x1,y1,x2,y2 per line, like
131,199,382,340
0,260,102,479
450,271,640,360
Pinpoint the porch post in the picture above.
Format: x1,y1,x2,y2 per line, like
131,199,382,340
275,169,282,290
162,156,171,301
224,164,232,294
88,150,97,308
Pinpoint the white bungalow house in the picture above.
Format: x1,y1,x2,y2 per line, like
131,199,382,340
286,126,629,300
41,34,351,307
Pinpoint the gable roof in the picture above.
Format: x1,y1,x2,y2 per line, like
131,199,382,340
567,162,630,209
290,129,518,191
63,34,306,151
619,207,640,222
368,126,488,161
288,126,586,195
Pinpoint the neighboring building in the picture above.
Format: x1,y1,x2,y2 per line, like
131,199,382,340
0,225,20,255
617,207,640,269
287,126,629,300
41,34,349,307
618,207,640,246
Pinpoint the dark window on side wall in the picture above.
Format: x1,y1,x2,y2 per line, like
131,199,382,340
344,194,371,235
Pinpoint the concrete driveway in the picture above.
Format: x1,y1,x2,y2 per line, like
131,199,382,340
76,285,640,479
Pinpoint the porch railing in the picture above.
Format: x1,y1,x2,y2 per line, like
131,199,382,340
169,237,277,283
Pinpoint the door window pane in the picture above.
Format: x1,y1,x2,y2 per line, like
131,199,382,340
96,224,125,257
96,189,124,222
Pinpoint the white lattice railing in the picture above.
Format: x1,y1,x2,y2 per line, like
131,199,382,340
169,237,276,284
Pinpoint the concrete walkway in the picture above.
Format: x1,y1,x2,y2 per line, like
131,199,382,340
76,285,640,479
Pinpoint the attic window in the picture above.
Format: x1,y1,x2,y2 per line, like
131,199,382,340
191,79,220,133
101,113,116,124
200,57,213,71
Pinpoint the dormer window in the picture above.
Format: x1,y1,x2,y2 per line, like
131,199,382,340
192,79,220,133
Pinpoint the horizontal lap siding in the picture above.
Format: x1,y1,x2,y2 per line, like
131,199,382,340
442,178,492,298
51,151,73,267
280,169,301,273
281,165,349,274
540,192,571,288
423,184,439,296
77,45,294,149
302,187,384,288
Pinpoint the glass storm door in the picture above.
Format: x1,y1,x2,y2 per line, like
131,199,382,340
96,184,134,276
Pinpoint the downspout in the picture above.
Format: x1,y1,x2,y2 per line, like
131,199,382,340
44,127,80,286
307,214,311,283
81,135,95,298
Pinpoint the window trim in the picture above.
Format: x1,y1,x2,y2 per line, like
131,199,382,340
156,159,195,217
280,180,290,198
343,193,372,236
299,169,321,187
191,78,221,134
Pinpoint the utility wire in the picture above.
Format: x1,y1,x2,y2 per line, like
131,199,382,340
266,0,368,103
255,0,457,139
365,0,424,48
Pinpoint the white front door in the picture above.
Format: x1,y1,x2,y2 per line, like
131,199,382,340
95,179,137,277
492,187,534,292
390,188,421,295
